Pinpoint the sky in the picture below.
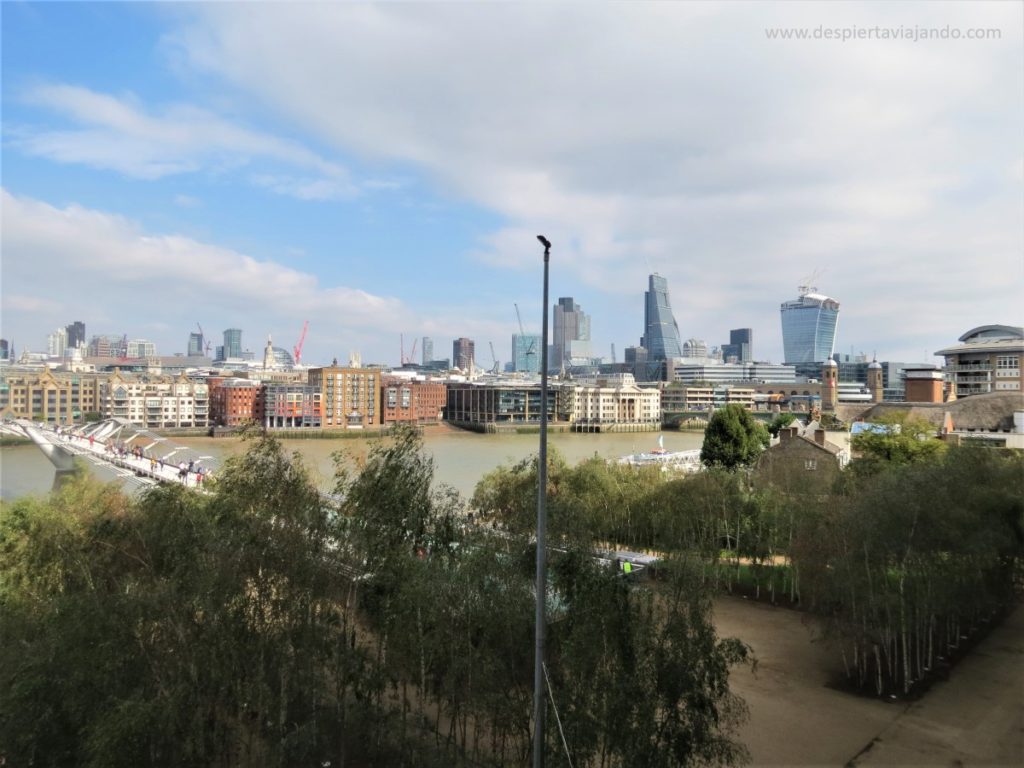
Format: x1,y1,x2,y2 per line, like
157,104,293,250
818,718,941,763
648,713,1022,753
2,1,1022,368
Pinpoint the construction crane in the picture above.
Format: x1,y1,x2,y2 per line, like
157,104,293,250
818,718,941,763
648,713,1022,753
293,320,309,365
489,341,500,374
514,303,537,371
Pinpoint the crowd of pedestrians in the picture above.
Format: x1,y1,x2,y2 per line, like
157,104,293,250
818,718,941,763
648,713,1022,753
48,424,212,489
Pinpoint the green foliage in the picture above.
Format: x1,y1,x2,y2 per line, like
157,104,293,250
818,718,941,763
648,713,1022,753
849,413,945,476
700,404,770,470
766,412,796,437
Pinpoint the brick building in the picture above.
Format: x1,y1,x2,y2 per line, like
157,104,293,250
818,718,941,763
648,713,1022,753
308,366,381,429
380,377,446,425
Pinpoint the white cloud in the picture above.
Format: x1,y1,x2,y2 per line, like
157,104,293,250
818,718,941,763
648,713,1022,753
11,83,357,199
166,1,1023,361
0,189,421,360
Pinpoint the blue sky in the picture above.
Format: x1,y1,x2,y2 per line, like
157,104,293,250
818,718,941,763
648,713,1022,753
2,1,1021,367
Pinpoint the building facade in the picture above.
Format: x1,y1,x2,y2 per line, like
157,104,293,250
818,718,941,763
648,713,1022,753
421,337,433,367
721,328,753,363
512,334,542,373
552,297,591,370
66,321,86,350
780,286,840,364
126,339,157,359
452,338,475,371
935,325,1023,397
308,366,381,429
0,369,106,423
188,332,205,356
642,274,683,360
88,335,127,358
446,383,567,427
222,328,243,360
671,362,796,384
381,377,447,425
209,378,264,426
101,372,209,428
565,380,661,430
262,383,321,429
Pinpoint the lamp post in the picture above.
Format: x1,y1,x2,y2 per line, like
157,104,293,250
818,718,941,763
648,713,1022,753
533,234,551,768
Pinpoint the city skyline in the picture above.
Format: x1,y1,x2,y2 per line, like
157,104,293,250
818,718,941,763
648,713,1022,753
2,3,1021,367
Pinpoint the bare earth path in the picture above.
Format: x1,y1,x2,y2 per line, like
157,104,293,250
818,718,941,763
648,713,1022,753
714,596,1023,767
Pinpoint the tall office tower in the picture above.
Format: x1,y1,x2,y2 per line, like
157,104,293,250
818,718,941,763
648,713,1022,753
512,334,542,372
780,286,840,364
422,337,433,366
188,331,204,356
65,321,86,349
682,338,708,358
453,337,475,370
552,297,592,369
642,274,683,360
0,339,8,360
722,328,753,363
47,327,68,358
223,328,243,359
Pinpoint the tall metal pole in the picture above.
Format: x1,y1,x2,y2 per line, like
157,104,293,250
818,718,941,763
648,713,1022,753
533,234,551,768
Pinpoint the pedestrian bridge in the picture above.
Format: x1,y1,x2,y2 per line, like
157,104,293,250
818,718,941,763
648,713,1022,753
4,418,218,493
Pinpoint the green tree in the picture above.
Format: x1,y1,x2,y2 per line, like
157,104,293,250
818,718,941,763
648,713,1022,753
766,412,796,437
849,413,946,477
700,404,769,470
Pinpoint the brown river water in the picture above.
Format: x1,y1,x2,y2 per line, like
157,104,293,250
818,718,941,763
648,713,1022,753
2,427,706,502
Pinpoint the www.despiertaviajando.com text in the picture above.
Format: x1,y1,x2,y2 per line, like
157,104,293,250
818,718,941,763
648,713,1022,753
765,25,1002,43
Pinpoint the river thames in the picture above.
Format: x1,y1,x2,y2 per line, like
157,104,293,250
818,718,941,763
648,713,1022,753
2,427,707,501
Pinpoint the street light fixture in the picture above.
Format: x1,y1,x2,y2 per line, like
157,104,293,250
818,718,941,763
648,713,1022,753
533,234,550,768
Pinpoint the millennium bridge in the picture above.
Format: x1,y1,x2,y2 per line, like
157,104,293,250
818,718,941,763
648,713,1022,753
2,418,217,493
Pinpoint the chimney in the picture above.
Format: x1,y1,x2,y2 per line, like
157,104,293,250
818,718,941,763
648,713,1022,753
814,429,826,446
780,425,796,443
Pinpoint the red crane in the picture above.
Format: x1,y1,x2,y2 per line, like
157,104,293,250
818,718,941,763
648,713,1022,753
293,320,309,365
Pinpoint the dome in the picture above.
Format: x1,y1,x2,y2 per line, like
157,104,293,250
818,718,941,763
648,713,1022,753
823,358,838,368
868,360,882,369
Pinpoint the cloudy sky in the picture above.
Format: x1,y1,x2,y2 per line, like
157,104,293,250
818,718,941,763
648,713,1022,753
2,1,1021,367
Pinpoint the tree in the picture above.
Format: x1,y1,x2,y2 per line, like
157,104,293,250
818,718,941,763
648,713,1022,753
700,404,769,470
766,412,796,437
849,413,946,477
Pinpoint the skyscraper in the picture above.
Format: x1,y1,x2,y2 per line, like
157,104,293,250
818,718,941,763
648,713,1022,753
552,297,591,369
780,287,840,364
722,328,753,363
453,337,475,370
512,334,542,373
65,321,86,349
188,332,205,356
642,274,683,360
223,328,243,359
422,337,433,366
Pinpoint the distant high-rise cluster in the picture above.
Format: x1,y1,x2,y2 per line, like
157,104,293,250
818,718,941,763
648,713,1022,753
780,286,840,364
553,297,591,369
642,274,683,360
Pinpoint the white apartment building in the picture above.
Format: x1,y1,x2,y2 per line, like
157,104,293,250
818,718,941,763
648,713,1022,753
101,373,209,428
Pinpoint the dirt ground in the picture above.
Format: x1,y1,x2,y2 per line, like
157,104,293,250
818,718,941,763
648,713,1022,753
715,596,1023,767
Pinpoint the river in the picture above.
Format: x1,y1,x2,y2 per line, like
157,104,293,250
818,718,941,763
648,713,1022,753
1,427,707,502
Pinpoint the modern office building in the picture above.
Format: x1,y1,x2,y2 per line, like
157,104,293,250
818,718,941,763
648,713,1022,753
780,287,840,365
512,334,542,373
188,331,205,357
222,328,243,360
0,340,9,360
553,297,591,369
87,335,127,358
671,362,797,384
126,339,157,359
722,328,753,363
682,338,708,358
422,337,433,367
642,274,683,360
452,338,475,371
66,321,86,350
935,324,1023,397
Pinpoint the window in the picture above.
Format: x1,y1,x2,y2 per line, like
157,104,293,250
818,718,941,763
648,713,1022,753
804,459,817,471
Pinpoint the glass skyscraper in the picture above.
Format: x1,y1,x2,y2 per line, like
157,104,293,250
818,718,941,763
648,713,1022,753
512,334,542,372
223,328,243,359
780,288,840,364
642,274,683,360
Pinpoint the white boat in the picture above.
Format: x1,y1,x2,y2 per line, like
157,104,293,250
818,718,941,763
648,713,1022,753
614,435,703,473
